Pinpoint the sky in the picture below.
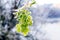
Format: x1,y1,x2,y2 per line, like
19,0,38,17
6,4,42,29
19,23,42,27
35,0,60,5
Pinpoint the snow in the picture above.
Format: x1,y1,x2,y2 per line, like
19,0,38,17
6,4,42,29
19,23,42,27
42,22,60,40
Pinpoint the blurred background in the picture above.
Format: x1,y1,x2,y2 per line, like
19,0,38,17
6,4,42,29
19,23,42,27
0,0,60,40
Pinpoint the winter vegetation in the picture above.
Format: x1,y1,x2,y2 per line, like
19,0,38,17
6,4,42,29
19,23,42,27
0,0,60,40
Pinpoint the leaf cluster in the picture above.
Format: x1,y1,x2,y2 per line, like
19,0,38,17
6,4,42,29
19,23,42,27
15,9,33,36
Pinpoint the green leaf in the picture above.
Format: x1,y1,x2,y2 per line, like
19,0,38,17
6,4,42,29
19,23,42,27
16,24,21,32
30,0,36,6
21,27,30,36
15,9,33,36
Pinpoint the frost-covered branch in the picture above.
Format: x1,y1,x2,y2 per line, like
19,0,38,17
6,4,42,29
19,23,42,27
13,0,36,13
